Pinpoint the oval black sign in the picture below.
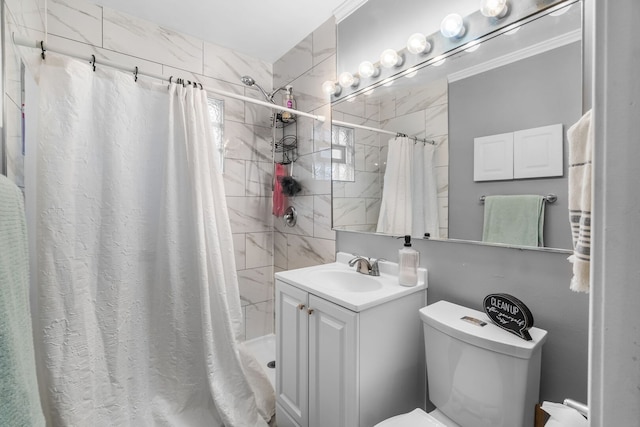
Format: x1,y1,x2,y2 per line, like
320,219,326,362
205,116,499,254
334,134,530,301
483,293,534,341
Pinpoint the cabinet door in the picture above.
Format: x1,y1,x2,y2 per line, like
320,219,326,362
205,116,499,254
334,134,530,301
307,295,358,427
276,281,309,427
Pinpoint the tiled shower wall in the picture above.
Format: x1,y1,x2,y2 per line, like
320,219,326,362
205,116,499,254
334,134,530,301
272,19,337,273
331,79,450,237
2,0,330,340
379,79,450,238
332,99,384,233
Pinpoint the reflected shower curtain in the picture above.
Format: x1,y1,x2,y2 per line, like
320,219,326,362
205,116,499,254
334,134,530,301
377,137,440,238
32,54,268,426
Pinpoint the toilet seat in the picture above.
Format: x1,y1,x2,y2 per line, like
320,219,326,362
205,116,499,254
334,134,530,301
374,409,449,427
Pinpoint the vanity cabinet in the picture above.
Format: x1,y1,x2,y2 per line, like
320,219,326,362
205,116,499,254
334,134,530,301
275,277,426,427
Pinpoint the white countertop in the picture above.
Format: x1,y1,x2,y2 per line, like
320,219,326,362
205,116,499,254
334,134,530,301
275,252,428,312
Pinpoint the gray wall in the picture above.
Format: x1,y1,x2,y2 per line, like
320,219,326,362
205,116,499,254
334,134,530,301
293,15,592,419
448,42,582,250
337,231,589,406
335,0,589,412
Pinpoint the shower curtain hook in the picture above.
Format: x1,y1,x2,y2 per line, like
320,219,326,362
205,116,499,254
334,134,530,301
90,55,96,72
134,66,138,82
198,83,203,90
40,41,46,60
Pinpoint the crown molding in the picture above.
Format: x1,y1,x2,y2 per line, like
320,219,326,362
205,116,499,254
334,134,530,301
448,29,582,83
333,0,370,23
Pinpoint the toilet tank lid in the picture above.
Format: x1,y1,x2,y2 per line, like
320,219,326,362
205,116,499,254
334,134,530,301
420,300,548,359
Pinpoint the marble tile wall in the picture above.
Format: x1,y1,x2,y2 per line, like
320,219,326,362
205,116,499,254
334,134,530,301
331,78,449,237
380,78,450,238
3,0,44,187
272,18,337,272
332,97,384,232
3,0,278,339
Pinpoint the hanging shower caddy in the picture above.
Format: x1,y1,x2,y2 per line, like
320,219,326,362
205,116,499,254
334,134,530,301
273,112,298,165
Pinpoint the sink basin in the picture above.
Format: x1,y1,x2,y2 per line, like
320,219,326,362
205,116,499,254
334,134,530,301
314,269,384,293
275,253,427,312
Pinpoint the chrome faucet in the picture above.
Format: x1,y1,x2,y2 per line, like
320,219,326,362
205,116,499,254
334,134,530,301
348,256,384,276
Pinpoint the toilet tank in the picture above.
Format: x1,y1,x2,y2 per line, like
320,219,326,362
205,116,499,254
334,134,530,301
420,300,548,427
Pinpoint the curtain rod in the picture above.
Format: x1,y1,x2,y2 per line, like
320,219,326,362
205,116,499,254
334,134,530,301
12,34,325,123
332,119,436,145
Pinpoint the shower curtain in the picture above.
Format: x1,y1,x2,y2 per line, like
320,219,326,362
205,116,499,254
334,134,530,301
31,54,269,426
377,136,440,238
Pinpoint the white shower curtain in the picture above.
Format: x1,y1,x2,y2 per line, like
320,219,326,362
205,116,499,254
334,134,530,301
31,54,269,426
377,136,440,238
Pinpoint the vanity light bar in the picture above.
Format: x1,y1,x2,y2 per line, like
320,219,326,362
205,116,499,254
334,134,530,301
326,0,576,100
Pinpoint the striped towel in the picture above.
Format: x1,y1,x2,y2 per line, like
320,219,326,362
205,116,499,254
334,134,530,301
567,110,593,293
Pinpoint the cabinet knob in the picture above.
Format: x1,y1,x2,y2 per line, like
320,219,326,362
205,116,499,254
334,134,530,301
307,308,315,315
297,304,306,311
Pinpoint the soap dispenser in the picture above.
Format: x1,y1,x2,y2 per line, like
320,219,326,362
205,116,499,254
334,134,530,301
398,235,419,287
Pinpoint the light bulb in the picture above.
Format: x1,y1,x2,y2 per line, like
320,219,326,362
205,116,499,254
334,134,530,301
380,49,403,68
480,0,508,18
322,80,340,96
440,14,466,38
358,61,379,78
338,71,358,88
407,33,431,55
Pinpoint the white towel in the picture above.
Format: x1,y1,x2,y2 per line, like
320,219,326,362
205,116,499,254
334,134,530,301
567,110,593,293
0,175,45,427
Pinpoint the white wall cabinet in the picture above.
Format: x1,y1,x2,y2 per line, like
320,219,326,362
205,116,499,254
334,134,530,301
275,278,426,427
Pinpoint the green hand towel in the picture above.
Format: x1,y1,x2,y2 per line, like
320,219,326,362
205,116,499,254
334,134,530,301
482,195,545,247
0,175,45,427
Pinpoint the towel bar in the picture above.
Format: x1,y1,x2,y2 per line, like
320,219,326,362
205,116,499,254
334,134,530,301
479,194,557,204
563,398,588,418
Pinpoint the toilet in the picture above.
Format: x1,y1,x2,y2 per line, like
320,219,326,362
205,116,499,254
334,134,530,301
376,300,548,427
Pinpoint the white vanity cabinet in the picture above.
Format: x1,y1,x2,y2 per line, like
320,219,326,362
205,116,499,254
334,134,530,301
275,259,427,427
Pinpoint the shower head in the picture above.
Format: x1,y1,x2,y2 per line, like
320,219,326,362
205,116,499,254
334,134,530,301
240,75,275,103
240,75,256,87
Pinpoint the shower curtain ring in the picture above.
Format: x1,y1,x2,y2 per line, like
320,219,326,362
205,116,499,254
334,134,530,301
198,83,203,90
90,55,96,72
40,41,46,60
134,66,138,82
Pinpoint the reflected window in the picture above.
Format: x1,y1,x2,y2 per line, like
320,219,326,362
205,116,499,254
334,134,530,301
332,125,355,181
207,97,225,172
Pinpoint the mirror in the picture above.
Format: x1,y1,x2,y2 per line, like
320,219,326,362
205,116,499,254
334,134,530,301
331,1,582,251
